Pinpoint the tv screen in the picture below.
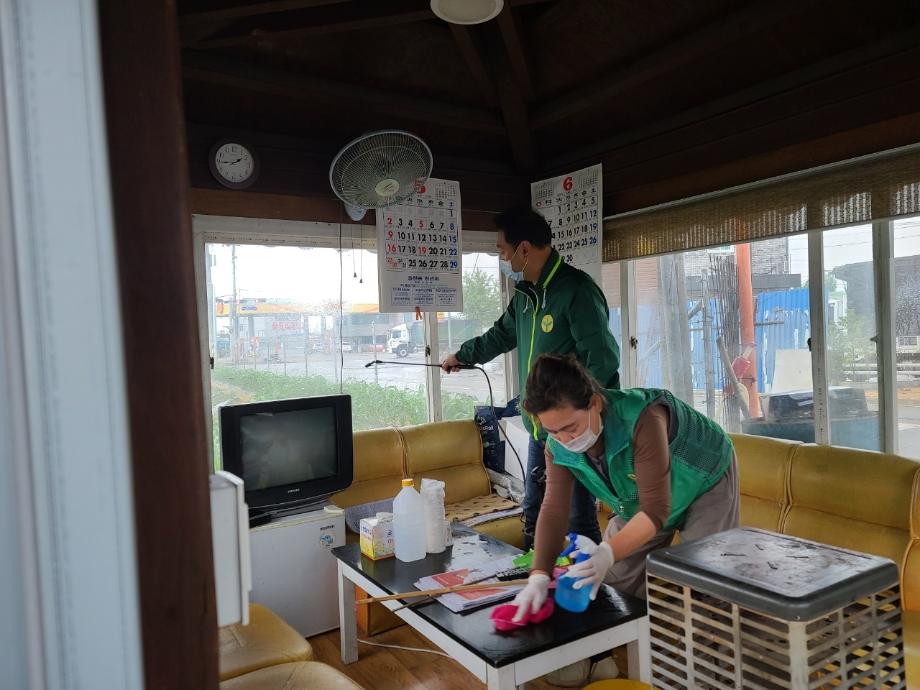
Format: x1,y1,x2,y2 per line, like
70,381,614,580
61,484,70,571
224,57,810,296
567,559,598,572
220,395,353,512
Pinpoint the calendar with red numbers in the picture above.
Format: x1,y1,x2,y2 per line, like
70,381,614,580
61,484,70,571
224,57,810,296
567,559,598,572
530,164,602,283
376,178,463,313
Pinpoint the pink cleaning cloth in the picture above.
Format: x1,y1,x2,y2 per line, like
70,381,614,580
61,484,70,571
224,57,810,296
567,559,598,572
490,598,554,632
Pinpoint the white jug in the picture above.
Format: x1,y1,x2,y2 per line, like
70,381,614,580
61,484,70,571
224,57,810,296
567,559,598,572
392,478,426,562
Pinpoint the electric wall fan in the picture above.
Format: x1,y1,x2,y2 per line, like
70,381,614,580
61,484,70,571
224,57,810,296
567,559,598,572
329,130,433,221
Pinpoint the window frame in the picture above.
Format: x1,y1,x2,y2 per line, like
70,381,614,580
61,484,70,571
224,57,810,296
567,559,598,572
193,215,513,467
613,217,911,454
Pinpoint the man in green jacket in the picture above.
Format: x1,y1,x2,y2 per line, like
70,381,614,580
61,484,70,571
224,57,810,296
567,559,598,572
441,205,620,549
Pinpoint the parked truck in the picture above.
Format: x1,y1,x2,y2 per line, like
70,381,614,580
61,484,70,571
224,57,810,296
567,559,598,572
387,318,481,357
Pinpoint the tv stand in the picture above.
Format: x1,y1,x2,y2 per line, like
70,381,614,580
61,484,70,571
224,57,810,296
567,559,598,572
248,507,345,637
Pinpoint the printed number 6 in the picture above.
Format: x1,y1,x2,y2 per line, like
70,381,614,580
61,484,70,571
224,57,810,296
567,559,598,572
563,176,573,192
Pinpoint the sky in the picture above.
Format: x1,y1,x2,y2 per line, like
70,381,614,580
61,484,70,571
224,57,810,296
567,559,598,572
207,242,499,309
788,217,920,277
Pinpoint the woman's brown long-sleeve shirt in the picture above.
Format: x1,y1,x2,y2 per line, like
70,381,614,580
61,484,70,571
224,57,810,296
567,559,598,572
533,404,672,575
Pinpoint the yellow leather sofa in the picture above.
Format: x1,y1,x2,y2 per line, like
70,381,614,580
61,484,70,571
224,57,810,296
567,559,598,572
731,433,919,686
218,603,362,689
332,420,524,547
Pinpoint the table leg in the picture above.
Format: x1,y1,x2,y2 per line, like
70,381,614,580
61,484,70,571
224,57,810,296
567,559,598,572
337,561,358,664
486,664,517,690
626,616,651,682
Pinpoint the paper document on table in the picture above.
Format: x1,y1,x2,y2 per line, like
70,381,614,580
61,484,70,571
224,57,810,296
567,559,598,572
414,555,522,613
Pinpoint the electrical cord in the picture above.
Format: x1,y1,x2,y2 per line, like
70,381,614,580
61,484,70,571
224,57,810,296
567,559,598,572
357,638,450,659
365,359,525,479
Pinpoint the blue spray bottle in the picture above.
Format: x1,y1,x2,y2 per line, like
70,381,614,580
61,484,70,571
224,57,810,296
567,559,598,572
554,532,594,613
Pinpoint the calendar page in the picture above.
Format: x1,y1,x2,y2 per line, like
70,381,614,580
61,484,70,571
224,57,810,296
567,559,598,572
376,178,463,313
530,164,602,284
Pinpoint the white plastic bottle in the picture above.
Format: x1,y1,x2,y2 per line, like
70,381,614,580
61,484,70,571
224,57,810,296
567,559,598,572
393,478,426,562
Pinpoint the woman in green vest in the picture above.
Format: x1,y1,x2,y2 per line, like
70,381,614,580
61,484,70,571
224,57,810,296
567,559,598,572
512,352,739,622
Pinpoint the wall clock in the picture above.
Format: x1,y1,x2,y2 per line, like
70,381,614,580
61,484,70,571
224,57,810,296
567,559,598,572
209,139,259,189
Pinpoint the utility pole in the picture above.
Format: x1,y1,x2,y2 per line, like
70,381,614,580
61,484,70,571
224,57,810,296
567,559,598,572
308,312,310,378
231,245,240,365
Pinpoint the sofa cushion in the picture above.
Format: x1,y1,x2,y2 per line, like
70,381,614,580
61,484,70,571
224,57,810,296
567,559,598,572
332,428,404,508
220,662,363,689
402,420,491,504
904,609,919,689
905,473,920,611
784,444,918,565
730,433,797,532
219,604,313,681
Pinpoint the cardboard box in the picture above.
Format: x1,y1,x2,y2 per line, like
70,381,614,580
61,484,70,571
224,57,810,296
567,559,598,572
359,513,394,560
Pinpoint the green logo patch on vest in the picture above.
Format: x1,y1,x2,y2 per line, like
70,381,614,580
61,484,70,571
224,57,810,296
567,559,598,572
541,314,554,333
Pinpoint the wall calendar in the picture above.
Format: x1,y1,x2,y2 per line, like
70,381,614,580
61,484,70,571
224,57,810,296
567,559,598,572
376,178,462,313
530,163,603,284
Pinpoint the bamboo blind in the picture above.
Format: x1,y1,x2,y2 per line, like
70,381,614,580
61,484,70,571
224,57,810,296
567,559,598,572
603,146,920,261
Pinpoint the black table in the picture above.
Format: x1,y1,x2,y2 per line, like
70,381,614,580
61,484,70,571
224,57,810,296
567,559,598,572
333,526,649,689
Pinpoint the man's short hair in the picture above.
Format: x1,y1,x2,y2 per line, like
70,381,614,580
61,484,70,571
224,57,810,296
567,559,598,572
495,205,553,248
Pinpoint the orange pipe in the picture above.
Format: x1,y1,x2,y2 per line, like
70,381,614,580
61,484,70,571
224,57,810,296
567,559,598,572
735,243,762,417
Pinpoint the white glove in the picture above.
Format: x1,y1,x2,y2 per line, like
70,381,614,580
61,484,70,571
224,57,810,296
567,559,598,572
568,541,615,600
511,572,551,622
570,534,599,558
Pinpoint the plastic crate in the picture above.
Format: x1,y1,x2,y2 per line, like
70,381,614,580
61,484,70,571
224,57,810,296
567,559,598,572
646,528,905,689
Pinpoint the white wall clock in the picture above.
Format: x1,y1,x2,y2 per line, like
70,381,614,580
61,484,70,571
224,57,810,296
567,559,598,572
209,139,260,190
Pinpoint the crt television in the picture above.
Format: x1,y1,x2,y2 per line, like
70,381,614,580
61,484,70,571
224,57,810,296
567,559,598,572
220,395,353,512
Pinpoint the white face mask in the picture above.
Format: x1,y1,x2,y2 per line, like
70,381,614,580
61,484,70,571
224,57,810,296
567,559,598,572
556,407,603,454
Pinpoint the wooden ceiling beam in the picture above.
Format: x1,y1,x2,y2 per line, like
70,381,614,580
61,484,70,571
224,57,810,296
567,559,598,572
449,24,535,174
196,0,433,47
179,0,347,25
496,68,536,174
191,0,556,48
449,25,498,106
496,4,535,102
182,50,506,134
532,0,819,130
543,28,920,173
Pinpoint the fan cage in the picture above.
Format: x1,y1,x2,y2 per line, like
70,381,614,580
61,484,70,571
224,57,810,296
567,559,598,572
329,130,433,210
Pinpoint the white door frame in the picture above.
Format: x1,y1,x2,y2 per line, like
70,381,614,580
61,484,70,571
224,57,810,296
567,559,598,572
0,0,143,687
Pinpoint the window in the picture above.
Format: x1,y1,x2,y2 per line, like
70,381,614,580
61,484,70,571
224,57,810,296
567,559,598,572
893,217,920,458
822,225,880,451
204,242,427,466
600,262,625,386
440,252,508,420
624,237,812,443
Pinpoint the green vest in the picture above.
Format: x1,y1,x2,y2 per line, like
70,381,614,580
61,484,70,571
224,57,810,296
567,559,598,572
547,389,733,531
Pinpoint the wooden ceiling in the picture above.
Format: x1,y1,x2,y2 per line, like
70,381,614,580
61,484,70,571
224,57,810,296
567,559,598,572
179,0,920,215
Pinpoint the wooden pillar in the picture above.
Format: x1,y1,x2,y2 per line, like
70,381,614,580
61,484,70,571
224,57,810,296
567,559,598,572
97,1,218,688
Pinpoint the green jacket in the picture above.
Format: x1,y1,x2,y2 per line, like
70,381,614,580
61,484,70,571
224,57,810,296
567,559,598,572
456,249,620,439
548,388,733,531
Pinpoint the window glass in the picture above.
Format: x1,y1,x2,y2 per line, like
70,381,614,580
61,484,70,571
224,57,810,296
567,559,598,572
441,252,508,420
893,216,920,458
822,225,880,451
628,237,813,442
205,243,426,467
600,262,625,386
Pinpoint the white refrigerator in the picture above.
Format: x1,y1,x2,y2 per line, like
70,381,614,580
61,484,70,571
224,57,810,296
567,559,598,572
249,508,346,637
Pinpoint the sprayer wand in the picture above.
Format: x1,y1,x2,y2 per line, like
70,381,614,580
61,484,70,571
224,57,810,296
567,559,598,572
364,359,525,478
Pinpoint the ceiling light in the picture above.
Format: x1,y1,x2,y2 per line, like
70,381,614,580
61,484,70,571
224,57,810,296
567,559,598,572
430,0,504,25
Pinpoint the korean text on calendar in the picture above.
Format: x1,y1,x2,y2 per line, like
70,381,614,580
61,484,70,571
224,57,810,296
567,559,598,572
376,178,463,313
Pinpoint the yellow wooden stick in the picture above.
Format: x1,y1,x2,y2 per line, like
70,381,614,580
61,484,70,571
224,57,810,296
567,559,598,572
354,579,529,606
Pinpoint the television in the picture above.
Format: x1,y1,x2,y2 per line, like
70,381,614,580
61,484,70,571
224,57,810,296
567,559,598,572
220,395,353,514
